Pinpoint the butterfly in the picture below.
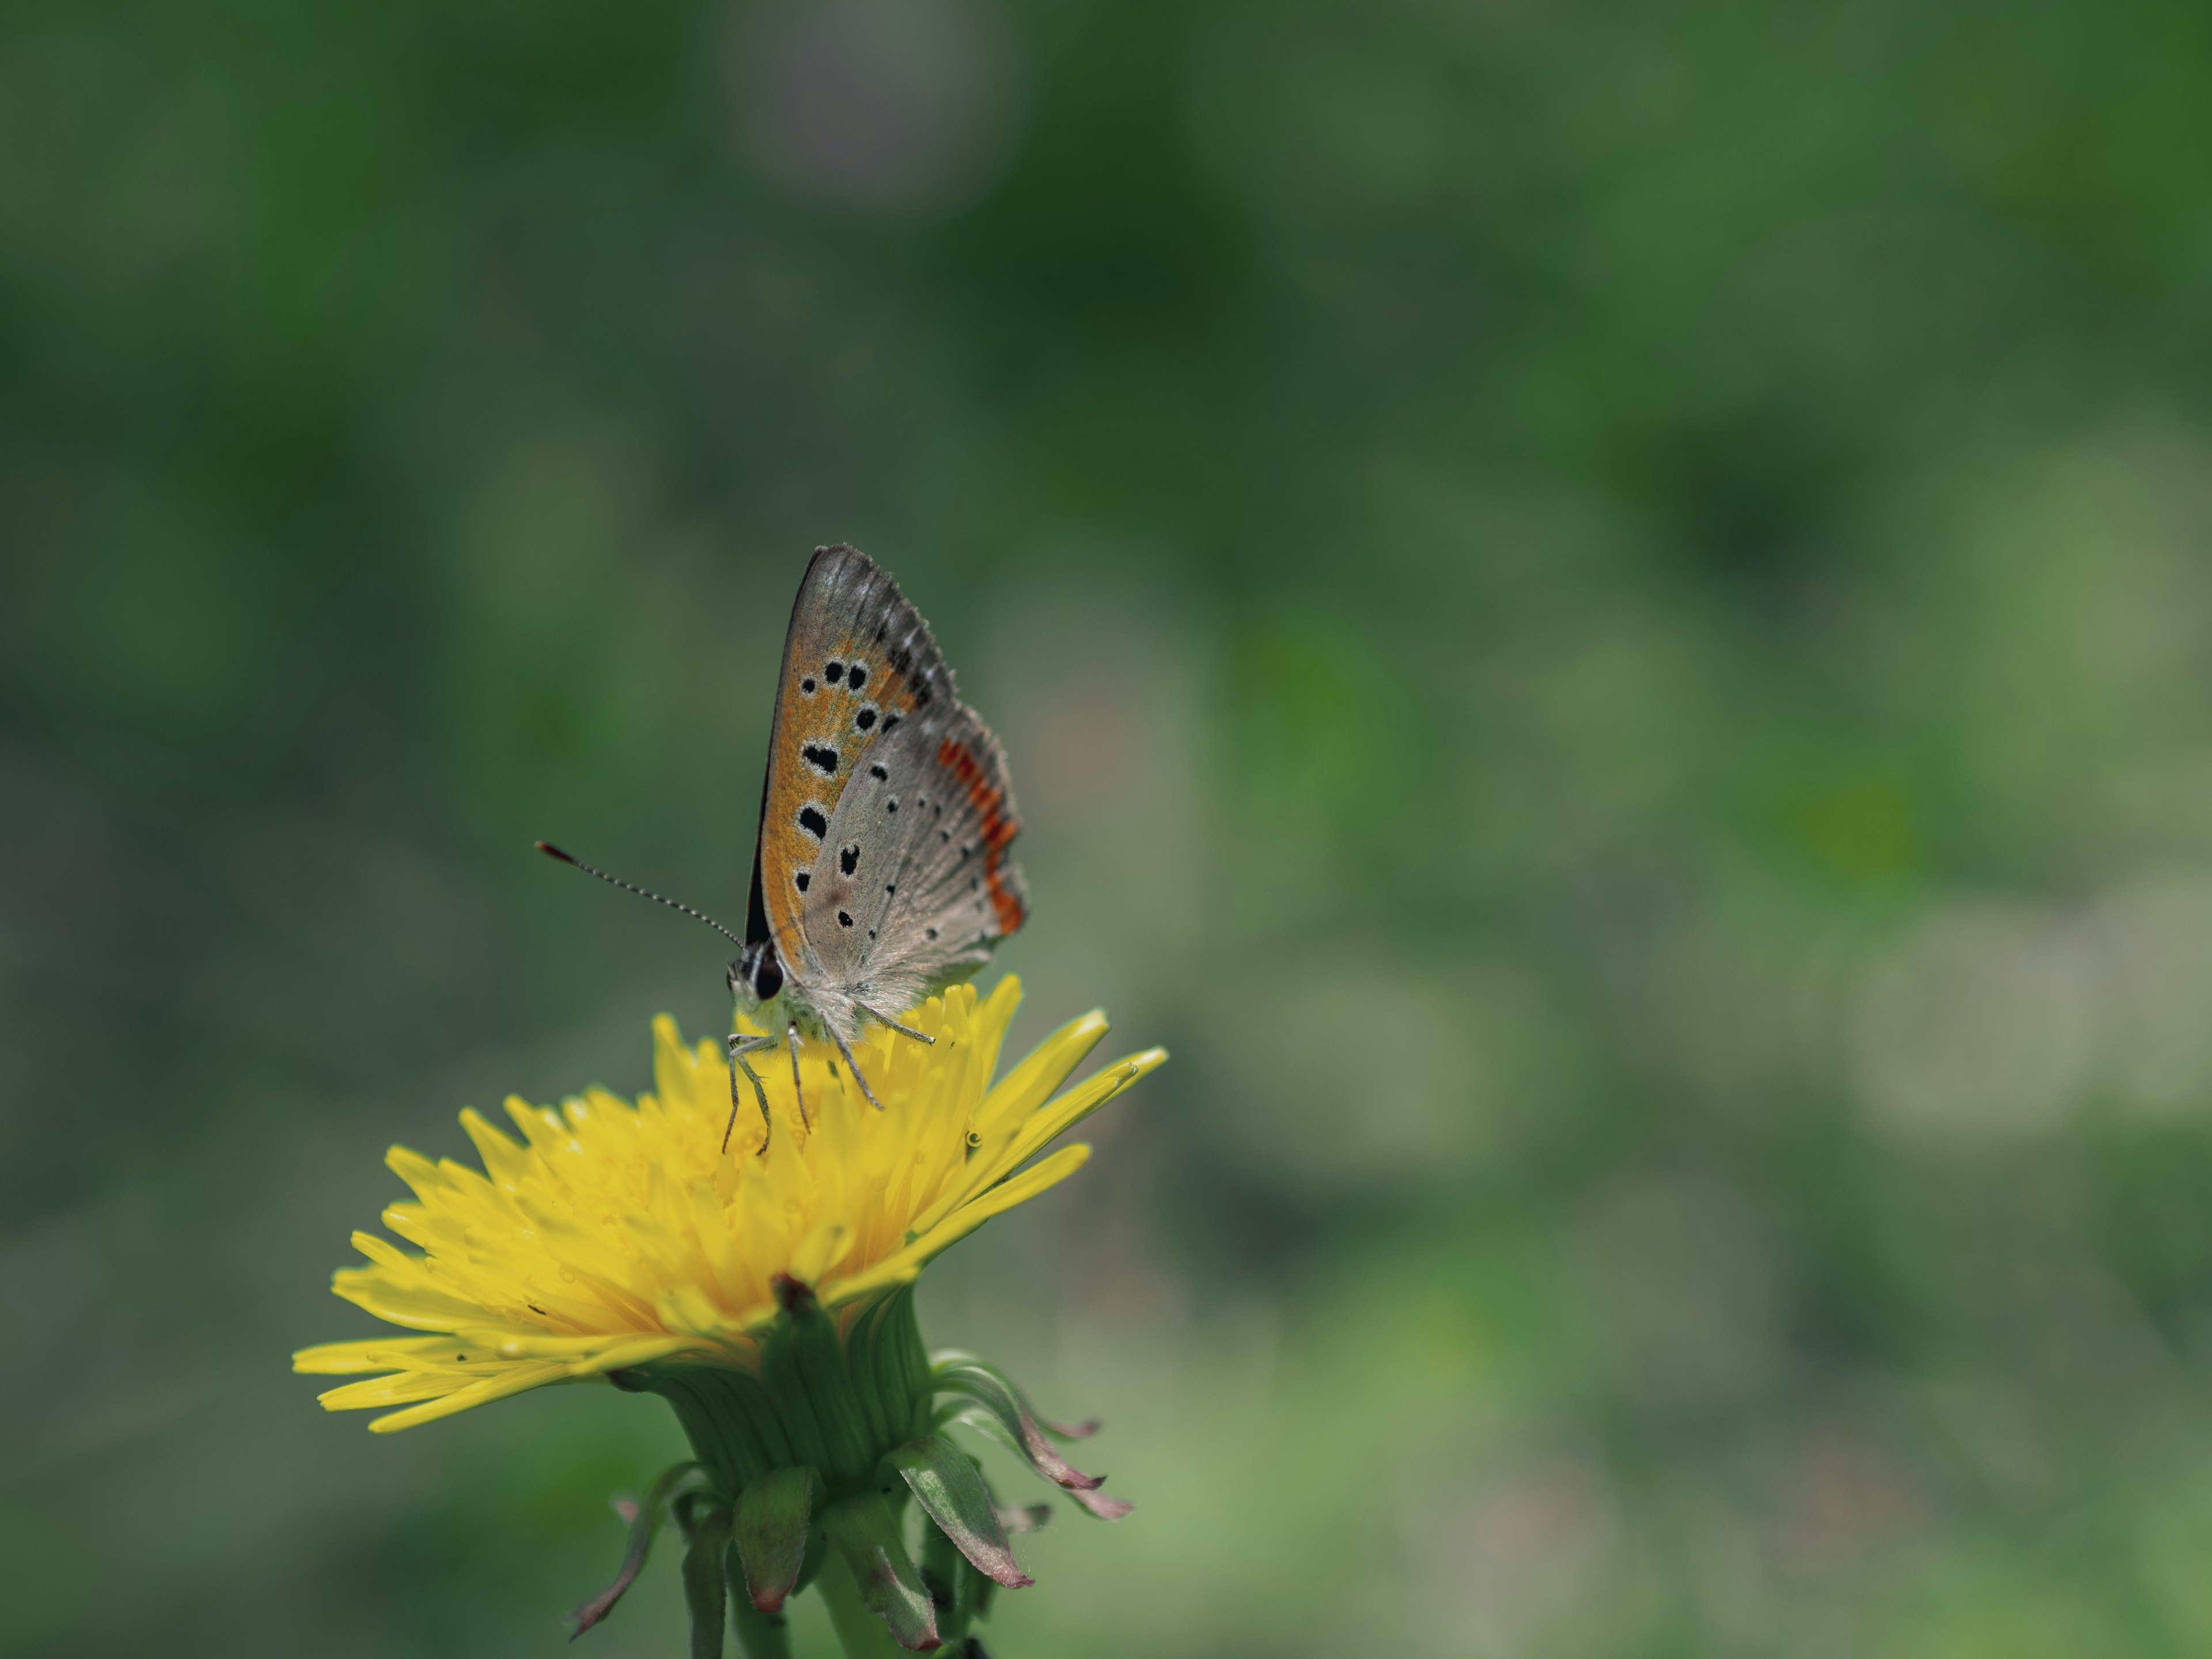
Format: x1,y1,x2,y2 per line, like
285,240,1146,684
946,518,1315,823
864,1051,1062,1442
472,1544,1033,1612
540,544,1026,1149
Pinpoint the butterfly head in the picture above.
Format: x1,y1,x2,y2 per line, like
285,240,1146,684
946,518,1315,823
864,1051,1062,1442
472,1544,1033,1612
728,941,785,1011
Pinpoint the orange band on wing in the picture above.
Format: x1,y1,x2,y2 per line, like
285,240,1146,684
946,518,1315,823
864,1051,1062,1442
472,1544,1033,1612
937,737,1025,936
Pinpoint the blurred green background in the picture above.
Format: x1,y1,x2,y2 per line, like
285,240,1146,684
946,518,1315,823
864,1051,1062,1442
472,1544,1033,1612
9,0,2212,1653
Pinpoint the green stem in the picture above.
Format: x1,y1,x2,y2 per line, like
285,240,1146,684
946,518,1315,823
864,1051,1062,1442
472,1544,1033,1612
813,1548,914,1659
728,1585,796,1659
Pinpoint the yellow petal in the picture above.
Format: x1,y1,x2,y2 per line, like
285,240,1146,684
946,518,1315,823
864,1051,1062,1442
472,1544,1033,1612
927,1143,1093,1255
292,1336,469,1375
789,1218,852,1285
991,1049,1168,1184
366,1361,574,1432
461,1107,537,1191
828,1145,1092,1310
909,1048,1162,1238
319,1370,480,1411
975,1010,1108,1140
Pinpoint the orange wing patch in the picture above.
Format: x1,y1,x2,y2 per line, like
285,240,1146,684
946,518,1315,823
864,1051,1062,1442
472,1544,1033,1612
937,736,1026,936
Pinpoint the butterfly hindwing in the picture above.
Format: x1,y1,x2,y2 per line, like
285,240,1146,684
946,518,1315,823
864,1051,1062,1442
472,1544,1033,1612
810,700,1026,1003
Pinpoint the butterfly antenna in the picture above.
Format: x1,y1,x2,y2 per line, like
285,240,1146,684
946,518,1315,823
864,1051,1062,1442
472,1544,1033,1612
535,841,747,950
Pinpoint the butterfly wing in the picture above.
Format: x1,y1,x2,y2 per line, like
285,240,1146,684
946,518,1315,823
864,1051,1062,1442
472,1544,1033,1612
808,687,1027,1010
755,545,1026,1022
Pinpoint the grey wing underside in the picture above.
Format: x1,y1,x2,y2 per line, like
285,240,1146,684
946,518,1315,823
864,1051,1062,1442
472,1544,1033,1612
790,548,1026,1008
810,711,1026,1007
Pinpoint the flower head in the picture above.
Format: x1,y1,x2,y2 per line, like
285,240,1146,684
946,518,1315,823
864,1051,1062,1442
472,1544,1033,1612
295,978,1162,1433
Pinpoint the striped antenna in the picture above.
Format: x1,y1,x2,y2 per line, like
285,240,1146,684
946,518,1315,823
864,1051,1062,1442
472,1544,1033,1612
535,842,746,950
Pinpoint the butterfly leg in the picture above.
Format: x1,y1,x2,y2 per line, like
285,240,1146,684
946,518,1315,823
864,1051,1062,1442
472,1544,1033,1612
829,1026,887,1112
723,1032,777,1154
855,1002,935,1045
786,1023,811,1130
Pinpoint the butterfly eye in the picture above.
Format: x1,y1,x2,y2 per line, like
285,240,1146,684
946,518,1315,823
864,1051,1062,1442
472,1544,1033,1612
750,949,783,1001
732,942,782,1003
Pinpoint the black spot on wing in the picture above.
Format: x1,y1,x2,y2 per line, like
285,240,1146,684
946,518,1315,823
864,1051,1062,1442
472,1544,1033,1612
839,843,859,876
800,676,817,695
869,763,888,781
803,743,838,775
795,870,810,893
838,910,853,928
798,805,827,839
847,664,868,692
854,707,877,732
824,661,844,685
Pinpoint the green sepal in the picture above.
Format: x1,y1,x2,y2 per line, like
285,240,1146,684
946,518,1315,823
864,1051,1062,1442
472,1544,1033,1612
734,1465,824,1612
681,1506,733,1659
818,1492,940,1651
890,1435,1031,1589
569,1459,703,1637
918,1499,997,1648
817,1546,922,1658
790,1514,828,1600
930,1360,1076,1482
930,1357,1132,1520
762,1277,874,1482
673,1485,726,1536
619,1367,790,1494
846,1287,933,1445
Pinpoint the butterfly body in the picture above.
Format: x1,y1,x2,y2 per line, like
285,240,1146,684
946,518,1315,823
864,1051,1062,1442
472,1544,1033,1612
728,544,1027,1055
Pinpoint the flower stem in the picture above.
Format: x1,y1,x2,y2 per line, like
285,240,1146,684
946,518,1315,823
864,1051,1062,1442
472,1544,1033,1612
729,1591,796,1659
814,1548,914,1659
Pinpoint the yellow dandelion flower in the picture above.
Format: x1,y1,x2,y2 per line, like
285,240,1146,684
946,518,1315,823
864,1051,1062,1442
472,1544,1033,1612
295,976,1164,1654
